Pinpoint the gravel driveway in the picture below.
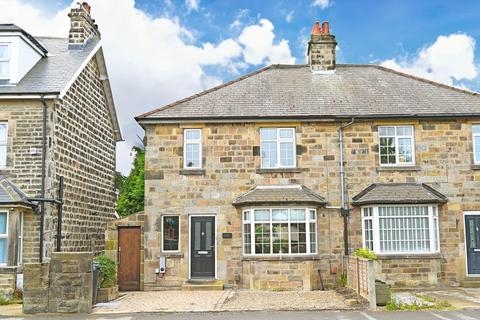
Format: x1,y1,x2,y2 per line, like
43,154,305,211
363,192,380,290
93,289,351,314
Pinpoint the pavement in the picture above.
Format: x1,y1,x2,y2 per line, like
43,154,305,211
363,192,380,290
416,287,480,309
1,310,480,319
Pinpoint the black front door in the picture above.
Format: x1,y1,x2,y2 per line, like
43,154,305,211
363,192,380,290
466,215,480,275
191,216,215,278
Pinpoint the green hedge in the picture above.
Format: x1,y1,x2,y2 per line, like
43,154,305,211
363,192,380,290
94,255,117,288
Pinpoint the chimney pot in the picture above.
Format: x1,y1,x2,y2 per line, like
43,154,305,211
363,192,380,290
322,21,329,35
81,2,91,14
311,21,322,35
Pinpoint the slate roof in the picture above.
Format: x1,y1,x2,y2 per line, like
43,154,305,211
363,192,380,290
0,36,99,95
0,176,32,206
351,183,448,206
137,64,480,122
233,185,327,207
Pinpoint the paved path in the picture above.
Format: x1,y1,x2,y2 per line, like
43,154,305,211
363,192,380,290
5,310,480,319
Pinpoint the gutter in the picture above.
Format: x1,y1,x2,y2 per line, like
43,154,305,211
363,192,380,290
338,118,355,256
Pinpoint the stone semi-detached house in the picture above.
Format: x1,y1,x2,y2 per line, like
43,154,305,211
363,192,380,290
135,21,480,291
0,3,121,294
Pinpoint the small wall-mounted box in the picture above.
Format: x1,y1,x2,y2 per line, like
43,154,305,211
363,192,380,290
159,256,166,273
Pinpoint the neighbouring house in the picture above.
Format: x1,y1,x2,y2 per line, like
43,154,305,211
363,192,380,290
0,2,121,295
135,20,480,291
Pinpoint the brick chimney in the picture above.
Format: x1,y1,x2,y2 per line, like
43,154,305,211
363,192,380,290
68,2,100,49
307,21,337,73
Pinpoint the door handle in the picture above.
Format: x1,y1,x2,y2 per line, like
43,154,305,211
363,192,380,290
474,249,480,252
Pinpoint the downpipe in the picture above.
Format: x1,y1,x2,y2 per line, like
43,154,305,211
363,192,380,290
338,118,355,256
39,98,48,263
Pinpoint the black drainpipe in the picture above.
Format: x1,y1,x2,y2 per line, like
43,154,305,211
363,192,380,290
338,118,355,256
39,98,48,263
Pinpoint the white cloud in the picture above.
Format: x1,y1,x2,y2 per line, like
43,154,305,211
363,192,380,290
313,0,331,9
285,11,294,23
0,0,294,174
381,33,477,87
229,9,248,30
238,19,295,65
185,0,199,12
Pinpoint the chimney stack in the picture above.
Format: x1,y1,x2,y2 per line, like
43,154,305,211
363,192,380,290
68,2,100,49
307,21,337,73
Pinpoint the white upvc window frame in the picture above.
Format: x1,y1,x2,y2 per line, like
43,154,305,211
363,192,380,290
0,211,8,266
0,122,7,167
161,215,181,252
472,124,480,164
242,207,317,256
378,125,415,166
17,212,23,266
0,43,10,80
260,128,296,169
361,205,440,255
183,129,202,169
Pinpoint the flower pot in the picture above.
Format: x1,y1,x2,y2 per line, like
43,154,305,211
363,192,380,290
96,285,119,303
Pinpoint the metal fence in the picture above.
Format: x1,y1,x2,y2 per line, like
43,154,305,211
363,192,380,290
343,255,376,309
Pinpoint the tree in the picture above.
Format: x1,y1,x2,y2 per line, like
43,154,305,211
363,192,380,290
116,146,144,217
114,171,126,199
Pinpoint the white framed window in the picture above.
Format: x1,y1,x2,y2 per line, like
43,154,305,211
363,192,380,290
17,212,23,266
260,128,296,169
0,211,8,265
378,125,415,166
0,44,9,80
162,215,180,252
183,129,202,169
242,208,317,255
0,122,6,167
472,125,480,164
361,205,440,255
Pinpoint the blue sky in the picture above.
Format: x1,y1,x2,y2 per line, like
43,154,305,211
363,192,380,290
2,0,480,173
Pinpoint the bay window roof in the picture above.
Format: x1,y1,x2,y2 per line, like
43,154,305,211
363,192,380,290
233,185,326,207
351,183,447,206
0,176,32,206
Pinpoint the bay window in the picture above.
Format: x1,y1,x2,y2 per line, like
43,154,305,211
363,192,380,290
379,125,415,166
0,211,7,265
243,208,317,255
260,128,296,168
0,44,9,80
362,205,439,254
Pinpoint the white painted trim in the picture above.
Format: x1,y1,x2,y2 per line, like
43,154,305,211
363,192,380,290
161,215,181,253
464,212,480,277
0,43,10,80
378,125,416,166
188,214,217,280
58,40,102,99
259,127,296,169
183,128,202,169
241,207,317,256
472,125,480,164
17,211,23,266
361,204,439,255
0,210,8,266
0,94,58,99
0,32,47,56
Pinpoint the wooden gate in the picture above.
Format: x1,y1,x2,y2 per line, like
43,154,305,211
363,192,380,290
118,227,141,291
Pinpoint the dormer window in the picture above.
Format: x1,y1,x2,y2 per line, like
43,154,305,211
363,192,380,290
0,44,9,80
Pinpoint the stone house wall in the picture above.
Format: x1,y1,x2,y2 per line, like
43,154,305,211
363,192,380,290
144,119,480,289
50,56,117,255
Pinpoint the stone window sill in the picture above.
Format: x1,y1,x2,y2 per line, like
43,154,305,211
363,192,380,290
159,252,184,258
256,168,302,174
471,164,480,170
0,266,18,273
376,253,441,260
179,169,205,176
376,166,421,172
241,255,319,261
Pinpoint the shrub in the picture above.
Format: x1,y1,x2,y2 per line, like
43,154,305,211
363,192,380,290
94,255,117,288
353,247,378,260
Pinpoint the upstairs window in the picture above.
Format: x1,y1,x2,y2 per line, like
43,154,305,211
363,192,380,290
0,44,9,80
0,123,6,167
260,128,296,168
183,129,201,169
379,126,415,166
473,125,480,164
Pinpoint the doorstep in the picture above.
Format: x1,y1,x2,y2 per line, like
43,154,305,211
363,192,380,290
182,279,224,291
